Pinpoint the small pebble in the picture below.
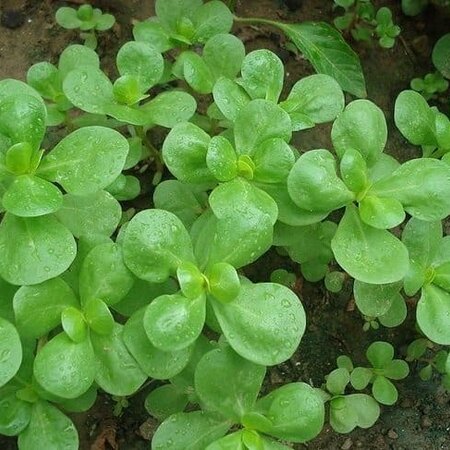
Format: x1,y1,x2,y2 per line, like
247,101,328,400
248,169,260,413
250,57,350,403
388,429,399,439
341,437,353,449
1,10,25,29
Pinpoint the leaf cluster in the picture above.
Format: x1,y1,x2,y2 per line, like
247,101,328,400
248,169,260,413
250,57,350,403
333,1,401,48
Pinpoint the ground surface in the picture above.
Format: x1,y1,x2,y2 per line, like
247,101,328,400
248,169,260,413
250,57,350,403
0,0,449,449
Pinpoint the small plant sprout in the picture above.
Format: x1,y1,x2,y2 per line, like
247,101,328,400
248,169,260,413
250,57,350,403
333,1,400,48
56,4,115,49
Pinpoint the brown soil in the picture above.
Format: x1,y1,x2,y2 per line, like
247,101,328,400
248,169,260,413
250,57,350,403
1,1,449,449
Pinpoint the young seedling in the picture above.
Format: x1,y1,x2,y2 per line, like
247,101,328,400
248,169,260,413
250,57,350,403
350,342,409,405
333,1,400,48
406,338,450,389
319,355,380,433
410,33,450,100
56,4,115,49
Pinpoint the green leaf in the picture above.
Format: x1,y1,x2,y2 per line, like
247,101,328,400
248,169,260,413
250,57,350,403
402,218,442,267
79,243,134,306
287,149,354,212
358,196,405,229
183,52,215,94
206,431,245,450
155,0,202,31
329,396,358,433
372,376,397,405
234,100,292,156
0,393,31,436
280,74,344,124
253,139,295,184
13,277,78,339
417,284,450,345
331,205,409,284
206,135,238,182
345,394,380,429
106,174,140,201
54,191,121,238
379,293,407,328
33,333,96,399
56,7,82,29
58,44,100,78
433,261,450,292
350,367,373,390
95,13,115,31
153,180,206,230
0,94,46,151
255,383,325,442
331,100,387,165
432,34,450,79
63,68,115,114
116,41,164,91
326,367,350,395
0,214,76,285
18,401,78,450
384,359,409,380
133,18,173,52
206,262,240,303
83,298,114,335
203,181,277,269
366,341,394,368
26,62,61,100
2,175,62,217
370,158,450,221
212,283,305,366
122,209,194,282
123,308,191,379
353,280,401,317
162,122,215,184
5,142,34,175
57,386,97,413
144,293,205,351
195,347,266,422
151,411,230,450
192,1,233,43
38,127,128,195
203,34,245,80
0,318,22,388
140,91,197,128
213,78,251,122
145,385,188,420
339,149,368,193
273,21,366,97
61,306,87,343
177,261,206,299
256,183,328,226
91,323,146,396
240,50,284,102
394,90,437,146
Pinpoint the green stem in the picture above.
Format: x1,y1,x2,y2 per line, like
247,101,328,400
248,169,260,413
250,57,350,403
136,126,164,175
233,15,280,27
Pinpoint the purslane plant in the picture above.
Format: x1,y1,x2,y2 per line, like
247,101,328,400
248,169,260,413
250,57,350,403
333,1,401,48
56,4,115,49
410,33,450,99
2,0,450,448
151,344,325,449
